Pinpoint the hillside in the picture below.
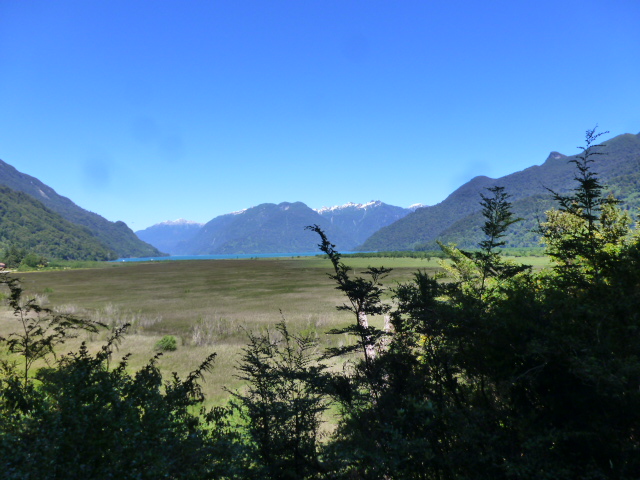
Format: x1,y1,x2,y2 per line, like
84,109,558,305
360,132,640,251
0,186,117,260
0,159,163,258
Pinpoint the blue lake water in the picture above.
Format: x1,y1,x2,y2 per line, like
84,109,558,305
114,252,334,262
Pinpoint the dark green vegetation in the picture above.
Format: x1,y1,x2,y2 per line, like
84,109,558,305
1,129,640,478
155,335,178,351
0,158,162,258
0,277,231,479
0,186,117,262
361,130,640,251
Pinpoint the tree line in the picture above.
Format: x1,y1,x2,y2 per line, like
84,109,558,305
1,128,639,479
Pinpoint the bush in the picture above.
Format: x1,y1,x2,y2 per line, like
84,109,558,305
20,252,48,268
155,335,178,351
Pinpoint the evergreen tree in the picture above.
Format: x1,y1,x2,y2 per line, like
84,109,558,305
230,321,328,479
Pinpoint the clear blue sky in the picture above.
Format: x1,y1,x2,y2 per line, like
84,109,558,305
1,1,639,230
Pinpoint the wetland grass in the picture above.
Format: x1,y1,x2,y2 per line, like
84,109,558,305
2,255,543,402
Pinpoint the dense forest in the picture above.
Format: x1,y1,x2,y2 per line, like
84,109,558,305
1,129,639,479
0,186,117,263
0,159,163,259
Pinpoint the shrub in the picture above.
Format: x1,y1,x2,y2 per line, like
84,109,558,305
155,335,178,351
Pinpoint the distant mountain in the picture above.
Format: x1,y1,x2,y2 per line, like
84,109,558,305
156,200,416,255
359,132,640,251
135,219,203,255
0,159,163,258
175,202,357,254
0,186,116,260
314,201,411,246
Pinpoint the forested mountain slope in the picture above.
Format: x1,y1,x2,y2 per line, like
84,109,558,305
0,186,117,260
0,159,163,258
360,132,640,251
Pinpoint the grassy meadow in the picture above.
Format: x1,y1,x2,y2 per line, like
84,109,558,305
1,254,545,403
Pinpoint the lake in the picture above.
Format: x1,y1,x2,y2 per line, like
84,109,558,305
115,252,331,262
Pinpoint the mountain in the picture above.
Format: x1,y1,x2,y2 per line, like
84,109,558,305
359,132,640,251
0,186,117,260
157,201,415,255
135,219,203,255
314,201,412,246
0,159,163,258
175,202,357,254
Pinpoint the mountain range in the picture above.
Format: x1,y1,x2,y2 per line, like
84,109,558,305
2,131,638,260
137,201,415,255
0,159,162,259
137,131,640,256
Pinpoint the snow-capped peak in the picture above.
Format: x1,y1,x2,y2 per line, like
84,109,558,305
408,203,427,211
314,200,383,214
158,218,203,226
229,208,248,215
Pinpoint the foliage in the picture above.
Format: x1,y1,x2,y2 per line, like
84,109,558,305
457,186,530,291
0,273,104,386
19,251,49,269
155,334,178,351
540,127,633,277
307,224,391,374
0,276,241,479
229,321,328,479
1,245,50,270
1,245,26,269
314,128,640,479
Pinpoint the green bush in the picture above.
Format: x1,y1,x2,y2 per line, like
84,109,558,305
155,335,177,351
20,252,48,268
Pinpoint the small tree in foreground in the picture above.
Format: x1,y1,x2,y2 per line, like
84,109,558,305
0,273,103,388
230,321,328,479
306,225,391,377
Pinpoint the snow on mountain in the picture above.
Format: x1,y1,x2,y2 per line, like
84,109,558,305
313,200,384,214
313,200,412,247
230,208,248,216
157,218,204,226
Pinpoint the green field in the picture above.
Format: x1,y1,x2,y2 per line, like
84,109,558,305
1,255,544,402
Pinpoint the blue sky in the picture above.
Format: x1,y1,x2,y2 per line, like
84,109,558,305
1,1,639,230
